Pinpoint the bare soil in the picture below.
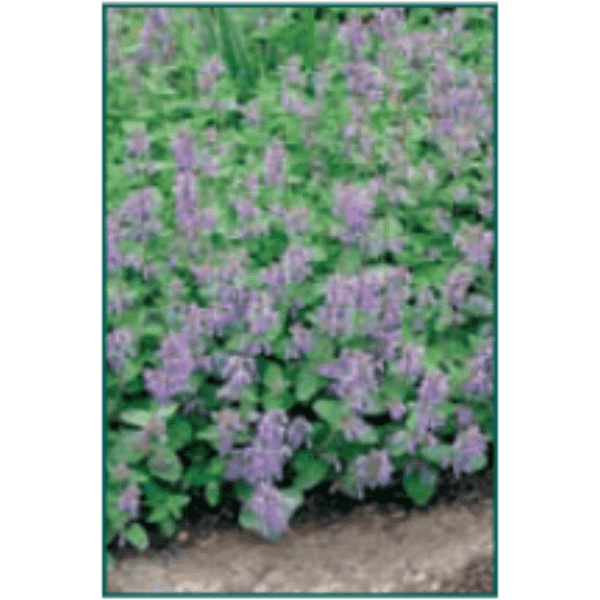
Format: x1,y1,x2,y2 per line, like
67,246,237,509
107,466,495,594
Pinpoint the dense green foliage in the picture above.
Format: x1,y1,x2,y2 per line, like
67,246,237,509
105,6,495,563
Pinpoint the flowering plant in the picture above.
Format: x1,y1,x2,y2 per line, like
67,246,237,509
105,6,494,555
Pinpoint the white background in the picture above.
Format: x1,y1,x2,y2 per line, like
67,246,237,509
1,1,598,598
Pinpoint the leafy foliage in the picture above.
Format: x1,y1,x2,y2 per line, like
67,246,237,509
105,6,494,559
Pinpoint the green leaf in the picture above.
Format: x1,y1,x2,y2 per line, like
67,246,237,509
197,424,220,448
159,517,177,538
403,465,439,506
387,431,410,457
358,427,380,445
465,453,488,474
122,121,147,136
313,399,348,426
167,417,193,451
126,469,149,485
310,246,327,262
120,404,177,428
280,487,304,514
239,508,261,531
234,481,253,502
420,444,454,467
263,390,292,411
121,358,141,384
241,386,260,408
183,464,209,489
109,431,149,464
216,7,256,97
205,481,221,507
424,345,445,371
406,410,417,432
264,362,286,394
142,322,166,337
167,494,190,520
296,366,321,402
143,480,169,505
338,247,361,273
207,456,226,478
310,334,334,362
119,409,150,428
125,523,149,551
148,447,182,484
293,457,330,491
438,403,456,421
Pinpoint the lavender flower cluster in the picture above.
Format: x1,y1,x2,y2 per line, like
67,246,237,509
137,8,174,64
223,410,312,538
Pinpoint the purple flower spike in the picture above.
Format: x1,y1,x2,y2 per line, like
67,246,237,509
457,408,474,426
464,339,494,398
144,366,190,404
352,450,393,499
246,173,260,199
257,410,288,451
218,409,245,456
107,327,136,372
343,416,373,443
245,291,278,336
172,130,197,171
340,13,368,57
413,403,445,436
126,129,150,158
248,481,291,541
118,484,141,519
217,355,257,402
320,350,382,415
452,425,488,478
118,187,162,243
287,416,312,450
281,245,314,284
156,333,195,382
286,325,313,360
398,345,425,379
264,141,286,188
197,56,226,93
107,214,123,272
454,224,494,269
445,265,474,309
114,461,130,482
418,371,449,406
148,8,169,29
389,402,407,421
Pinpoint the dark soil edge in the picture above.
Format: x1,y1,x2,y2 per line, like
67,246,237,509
110,444,494,562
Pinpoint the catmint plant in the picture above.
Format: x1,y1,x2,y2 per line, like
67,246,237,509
106,7,494,551
118,484,141,520
264,141,287,188
106,327,136,372
454,224,494,268
351,450,393,500
285,324,313,360
217,355,257,402
218,408,245,456
246,481,293,541
286,416,312,450
397,344,425,379
452,425,488,478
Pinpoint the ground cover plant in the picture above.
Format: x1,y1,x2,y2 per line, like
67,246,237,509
104,5,495,569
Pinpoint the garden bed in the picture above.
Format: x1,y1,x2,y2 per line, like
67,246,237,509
105,7,496,592
107,464,494,593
